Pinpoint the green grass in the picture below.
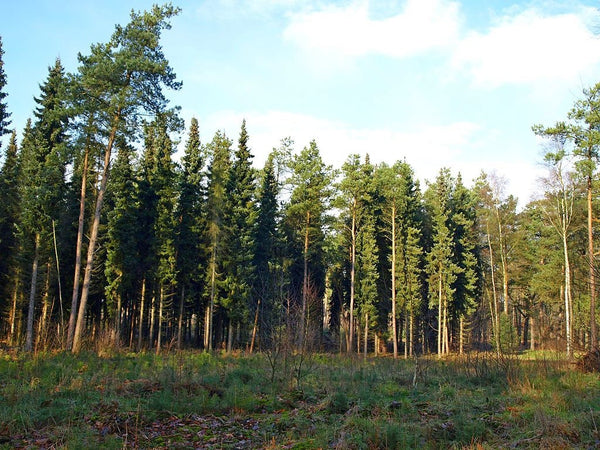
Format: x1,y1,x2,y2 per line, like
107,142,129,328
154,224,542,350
0,350,598,448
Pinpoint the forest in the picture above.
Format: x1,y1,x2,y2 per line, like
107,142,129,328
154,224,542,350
0,4,599,361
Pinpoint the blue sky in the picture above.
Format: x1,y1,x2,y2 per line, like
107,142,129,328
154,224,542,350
2,0,600,205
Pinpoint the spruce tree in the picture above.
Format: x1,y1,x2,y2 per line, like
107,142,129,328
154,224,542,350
104,141,138,346
253,151,281,351
222,120,256,351
175,117,206,348
450,174,479,353
204,130,232,350
0,36,10,142
0,131,20,336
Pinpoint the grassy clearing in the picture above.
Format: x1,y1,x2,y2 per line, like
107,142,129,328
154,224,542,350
0,350,598,448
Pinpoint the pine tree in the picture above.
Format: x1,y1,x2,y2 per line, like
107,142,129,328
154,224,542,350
285,140,335,349
425,168,461,357
377,161,423,358
71,5,182,352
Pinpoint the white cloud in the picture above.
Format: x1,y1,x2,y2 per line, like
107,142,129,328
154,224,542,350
196,109,536,192
451,7,600,87
283,0,460,59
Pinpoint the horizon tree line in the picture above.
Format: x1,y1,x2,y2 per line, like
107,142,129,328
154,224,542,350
0,5,598,357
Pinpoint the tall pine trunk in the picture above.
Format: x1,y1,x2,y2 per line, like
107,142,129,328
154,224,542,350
587,174,597,350
72,113,121,353
67,141,90,350
138,278,146,350
301,210,310,349
391,203,398,359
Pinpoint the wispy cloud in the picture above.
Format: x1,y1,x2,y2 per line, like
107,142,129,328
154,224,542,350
283,0,460,59
451,6,600,87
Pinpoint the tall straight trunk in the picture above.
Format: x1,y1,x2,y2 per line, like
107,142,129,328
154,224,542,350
363,312,368,360
496,208,509,315
437,264,442,358
156,286,164,355
409,313,414,357
390,203,398,359
349,202,357,355
530,316,535,351
208,247,217,351
8,270,21,346
249,299,260,353
149,293,156,346
177,285,185,349
301,210,311,349
404,312,409,359
72,113,121,353
587,174,597,350
36,263,51,352
204,305,210,349
67,142,90,350
459,316,464,354
563,233,573,358
137,278,146,350
487,224,501,355
25,233,40,352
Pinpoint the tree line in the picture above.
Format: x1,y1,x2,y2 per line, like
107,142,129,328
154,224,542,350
0,5,598,357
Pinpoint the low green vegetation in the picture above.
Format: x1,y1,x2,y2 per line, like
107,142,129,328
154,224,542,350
0,350,598,449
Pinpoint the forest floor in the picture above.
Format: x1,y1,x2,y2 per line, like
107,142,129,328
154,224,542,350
0,348,598,449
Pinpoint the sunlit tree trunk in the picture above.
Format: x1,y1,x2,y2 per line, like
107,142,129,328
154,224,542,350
73,115,120,353
67,139,90,350
177,285,185,350
156,286,164,355
391,203,398,359
138,278,146,350
25,233,40,352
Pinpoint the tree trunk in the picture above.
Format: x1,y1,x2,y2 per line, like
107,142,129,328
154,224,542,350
391,204,398,359
301,210,310,349
177,285,185,349
350,202,357,355
437,264,442,358
587,174,597,350
138,278,146,350
563,232,573,358
67,142,90,350
208,247,217,351
487,225,501,355
36,263,52,352
72,114,120,353
363,312,368,360
249,299,260,353
149,292,156,347
8,270,21,346
25,233,40,352
156,285,163,355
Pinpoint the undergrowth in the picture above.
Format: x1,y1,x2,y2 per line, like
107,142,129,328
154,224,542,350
0,350,598,448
